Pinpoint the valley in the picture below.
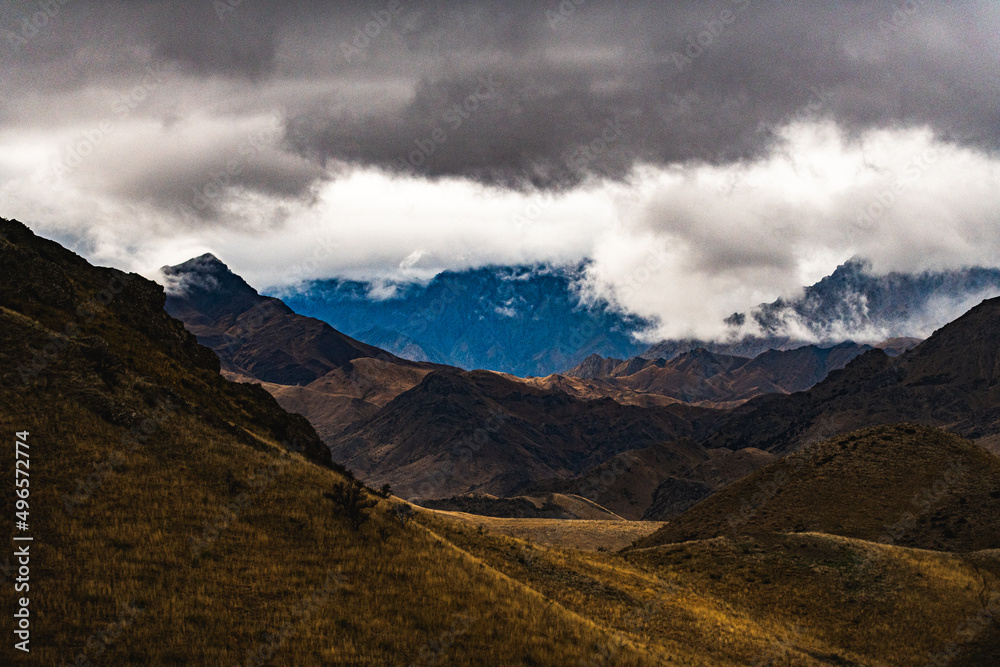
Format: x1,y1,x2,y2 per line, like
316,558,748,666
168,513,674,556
6,4,1000,664
4,216,1000,665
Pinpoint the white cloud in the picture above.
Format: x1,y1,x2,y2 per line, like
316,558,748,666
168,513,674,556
2,118,1000,342
579,122,1000,340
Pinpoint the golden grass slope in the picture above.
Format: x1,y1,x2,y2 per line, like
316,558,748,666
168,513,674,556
424,510,1000,666
3,218,997,665
637,423,1000,552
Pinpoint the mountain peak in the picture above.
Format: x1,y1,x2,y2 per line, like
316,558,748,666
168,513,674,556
190,252,227,267
161,254,266,321
162,252,239,285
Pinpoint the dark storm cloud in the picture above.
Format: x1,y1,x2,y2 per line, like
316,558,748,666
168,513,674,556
2,0,999,194
281,0,1000,189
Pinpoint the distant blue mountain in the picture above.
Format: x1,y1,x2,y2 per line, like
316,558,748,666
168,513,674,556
272,259,1000,377
646,259,1000,360
745,259,1000,341
270,265,652,377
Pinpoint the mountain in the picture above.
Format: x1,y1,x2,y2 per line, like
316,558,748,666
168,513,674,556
704,295,1000,456
642,257,997,360
0,217,682,664
743,258,1000,341
328,367,725,499
162,254,447,436
272,264,651,376
637,424,1000,552
6,216,998,666
561,342,879,406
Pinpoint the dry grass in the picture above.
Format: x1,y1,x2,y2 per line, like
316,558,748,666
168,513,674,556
1,392,659,665
639,423,1000,552
3,220,998,665
424,510,1000,666
425,510,665,551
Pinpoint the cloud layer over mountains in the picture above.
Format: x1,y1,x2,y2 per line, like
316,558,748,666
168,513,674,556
2,0,999,338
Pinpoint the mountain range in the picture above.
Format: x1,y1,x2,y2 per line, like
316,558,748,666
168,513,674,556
271,258,1000,376
646,259,1000,360
562,339,919,406
5,215,1000,665
160,255,870,514
703,294,1000,458
159,252,1000,522
273,265,651,377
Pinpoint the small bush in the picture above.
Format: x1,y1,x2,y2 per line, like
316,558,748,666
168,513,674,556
324,479,378,531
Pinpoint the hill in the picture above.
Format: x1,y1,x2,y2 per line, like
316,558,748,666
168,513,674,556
162,254,447,434
428,509,1000,666
519,438,712,519
637,424,1000,552
640,447,778,521
705,295,1000,454
564,342,879,405
328,367,724,499
518,439,776,520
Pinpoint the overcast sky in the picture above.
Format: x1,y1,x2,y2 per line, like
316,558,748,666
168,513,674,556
2,0,999,339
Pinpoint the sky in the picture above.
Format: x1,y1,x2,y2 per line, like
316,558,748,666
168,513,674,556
2,0,999,339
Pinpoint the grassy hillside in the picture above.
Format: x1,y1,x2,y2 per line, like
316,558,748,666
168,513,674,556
638,423,1000,552
3,217,997,665
0,218,652,665
425,511,1000,666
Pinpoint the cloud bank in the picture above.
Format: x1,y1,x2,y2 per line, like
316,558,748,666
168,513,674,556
1,0,999,340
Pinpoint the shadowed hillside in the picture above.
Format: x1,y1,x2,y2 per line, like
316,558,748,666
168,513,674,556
705,295,1000,455
162,254,449,435
329,367,725,498
637,424,1000,552
519,439,777,520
